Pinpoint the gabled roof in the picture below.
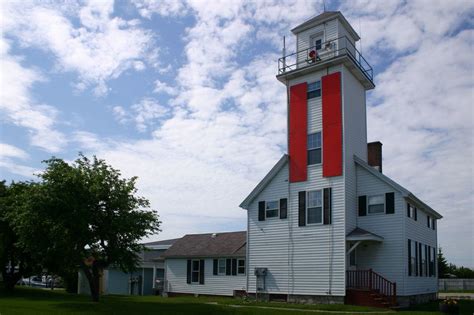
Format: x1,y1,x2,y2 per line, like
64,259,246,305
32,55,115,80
354,155,442,219
161,231,246,258
291,11,360,41
143,238,180,250
239,155,288,209
347,227,383,242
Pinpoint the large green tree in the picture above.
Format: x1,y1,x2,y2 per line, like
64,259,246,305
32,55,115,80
11,155,161,301
0,181,40,292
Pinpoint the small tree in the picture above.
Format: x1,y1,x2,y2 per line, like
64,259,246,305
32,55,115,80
12,154,160,301
438,247,450,278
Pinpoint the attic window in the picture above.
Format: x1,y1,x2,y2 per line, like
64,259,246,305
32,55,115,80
265,201,279,218
368,195,384,214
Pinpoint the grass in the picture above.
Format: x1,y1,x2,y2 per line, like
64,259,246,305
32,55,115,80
0,287,473,315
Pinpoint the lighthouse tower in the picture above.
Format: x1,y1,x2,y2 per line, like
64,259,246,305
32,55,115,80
241,11,376,302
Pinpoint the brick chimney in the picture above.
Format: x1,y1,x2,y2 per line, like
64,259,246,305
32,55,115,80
367,141,383,173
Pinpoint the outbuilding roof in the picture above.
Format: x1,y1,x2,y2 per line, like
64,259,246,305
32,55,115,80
346,227,384,242
161,231,246,258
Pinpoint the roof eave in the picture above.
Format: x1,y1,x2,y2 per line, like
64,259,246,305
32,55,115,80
354,155,442,219
239,154,288,209
291,12,360,41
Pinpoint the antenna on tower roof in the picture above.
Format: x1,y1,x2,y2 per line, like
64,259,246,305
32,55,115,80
323,0,326,12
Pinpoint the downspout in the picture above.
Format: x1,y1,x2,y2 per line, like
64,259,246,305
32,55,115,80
285,76,293,301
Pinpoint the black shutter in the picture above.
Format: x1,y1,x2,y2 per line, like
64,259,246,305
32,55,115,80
298,191,306,226
258,201,265,221
279,198,287,219
186,260,191,284
226,259,231,275
323,188,332,224
418,243,422,277
415,241,419,276
428,246,432,276
358,195,367,216
407,203,410,217
427,216,430,227
408,239,412,276
433,219,436,230
414,207,418,221
425,245,429,277
231,259,237,276
199,259,205,284
385,192,394,214
213,259,218,275
433,248,437,276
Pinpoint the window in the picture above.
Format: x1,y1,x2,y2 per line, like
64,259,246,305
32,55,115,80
312,36,323,50
407,203,416,219
368,195,385,214
307,190,322,224
427,215,431,228
307,132,322,165
237,259,245,275
218,258,226,275
192,260,200,283
408,239,417,276
349,249,356,267
432,219,436,230
431,247,436,276
421,244,426,277
307,81,321,99
265,201,279,218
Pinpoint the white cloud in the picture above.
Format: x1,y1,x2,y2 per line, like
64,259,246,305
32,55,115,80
112,98,169,132
0,38,67,153
154,79,178,96
132,0,189,18
2,0,155,96
0,143,29,160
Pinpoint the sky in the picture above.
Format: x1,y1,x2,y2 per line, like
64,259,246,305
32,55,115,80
0,0,473,267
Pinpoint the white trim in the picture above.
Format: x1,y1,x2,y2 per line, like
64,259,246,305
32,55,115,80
306,189,323,225
240,155,288,209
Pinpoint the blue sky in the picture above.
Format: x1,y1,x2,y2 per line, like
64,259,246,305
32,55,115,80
1,0,473,267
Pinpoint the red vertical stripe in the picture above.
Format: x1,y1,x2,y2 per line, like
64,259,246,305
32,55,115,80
289,83,307,182
322,72,343,177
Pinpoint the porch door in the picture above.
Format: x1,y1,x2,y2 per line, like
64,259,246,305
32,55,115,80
348,248,357,270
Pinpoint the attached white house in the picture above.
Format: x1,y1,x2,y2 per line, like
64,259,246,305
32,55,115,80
161,231,247,297
237,11,442,307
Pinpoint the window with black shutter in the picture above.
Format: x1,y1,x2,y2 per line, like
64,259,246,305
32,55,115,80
358,195,367,216
258,201,265,221
279,198,287,219
226,259,231,275
187,260,192,284
323,188,332,224
408,239,412,276
213,259,218,275
298,191,306,226
385,192,394,214
231,259,237,275
199,259,205,284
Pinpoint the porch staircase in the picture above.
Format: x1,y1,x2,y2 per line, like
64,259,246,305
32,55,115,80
345,269,397,308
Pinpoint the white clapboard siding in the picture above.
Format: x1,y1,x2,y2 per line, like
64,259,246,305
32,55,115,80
342,67,368,234
296,18,338,67
404,206,438,295
248,162,346,296
165,258,246,296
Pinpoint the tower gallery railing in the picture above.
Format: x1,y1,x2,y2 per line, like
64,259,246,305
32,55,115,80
346,269,397,306
278,36,373,82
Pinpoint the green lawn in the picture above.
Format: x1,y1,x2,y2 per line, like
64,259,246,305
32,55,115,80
0,287,473,315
